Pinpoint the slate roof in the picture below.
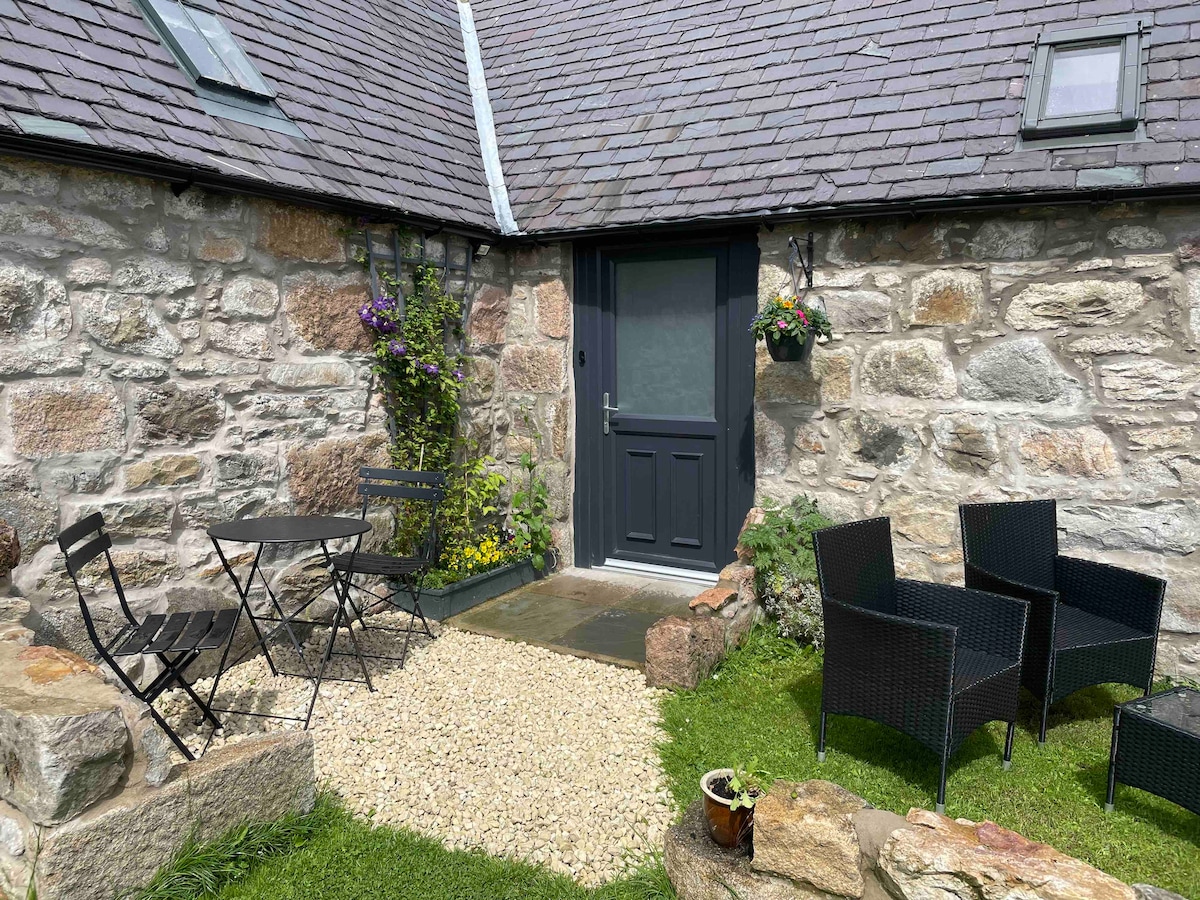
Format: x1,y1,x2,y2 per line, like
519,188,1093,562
0,0,1199,236
475,0,1200,233
0,0,496,230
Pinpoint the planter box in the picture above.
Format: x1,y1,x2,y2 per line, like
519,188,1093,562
388,558,537,620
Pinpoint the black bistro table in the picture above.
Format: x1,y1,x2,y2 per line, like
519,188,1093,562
1106,686,1200,816
206,515,374,728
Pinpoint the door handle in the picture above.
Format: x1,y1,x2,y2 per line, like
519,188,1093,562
602,392,618,435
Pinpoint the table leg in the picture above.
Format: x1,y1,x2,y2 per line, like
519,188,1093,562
1105,706,1121,812
211,539,278,676
251,559,309,664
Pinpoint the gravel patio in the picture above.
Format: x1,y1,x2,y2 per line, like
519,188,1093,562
161,609,673,886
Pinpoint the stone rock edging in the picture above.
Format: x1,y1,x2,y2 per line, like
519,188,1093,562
0,637,316,900
644,508,764,689
665,779,1185,900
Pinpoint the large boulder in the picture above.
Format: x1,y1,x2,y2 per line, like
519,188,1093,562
500,344,566,393
282,271,371,352
859,339,957,399
750,780,868,897
1017,426,1120,479
880,809,1137,900
285,433,388,515
906,270,982,326
1005,280,1144,330
664,801,808,900
33,732,316,900
0,644,128,825
8,381,126,457
644,616,725,690
135,383,225,444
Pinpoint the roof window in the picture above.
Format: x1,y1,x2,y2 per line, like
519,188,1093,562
141,0,275,100
1021,21,1147,141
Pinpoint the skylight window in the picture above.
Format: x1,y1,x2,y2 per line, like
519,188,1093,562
142,0,275,99
1021,21,1146,141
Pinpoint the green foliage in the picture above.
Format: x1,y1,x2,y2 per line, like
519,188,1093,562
359,251,518,582
435,455,506,553
201,798,674,900
361,264,466,476
128,794,675,900
725,759,765,812
737,496,832,646
750,293,833,345
512,451,554,571
125,798,332,899
737,496,831,587
658,623,1200,898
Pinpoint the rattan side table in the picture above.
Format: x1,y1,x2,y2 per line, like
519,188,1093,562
1106,686,1200,816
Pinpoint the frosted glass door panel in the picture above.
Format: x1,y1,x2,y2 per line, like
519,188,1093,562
615,258,716,418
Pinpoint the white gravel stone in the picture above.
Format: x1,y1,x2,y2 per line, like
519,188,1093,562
161,617,672,886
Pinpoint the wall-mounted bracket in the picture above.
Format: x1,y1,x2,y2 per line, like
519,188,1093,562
788,232,815,295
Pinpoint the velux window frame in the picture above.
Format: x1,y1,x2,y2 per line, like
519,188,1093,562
138,0,276,101
1021,20,1147,141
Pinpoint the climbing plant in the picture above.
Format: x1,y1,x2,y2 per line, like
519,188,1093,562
359,264,465,474
358,252,519,579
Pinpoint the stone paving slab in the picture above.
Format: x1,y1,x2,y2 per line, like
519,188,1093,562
556,608,667,666
449,568,696,668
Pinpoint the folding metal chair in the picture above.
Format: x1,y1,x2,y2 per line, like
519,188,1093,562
57,513,239,760
329,468,445,668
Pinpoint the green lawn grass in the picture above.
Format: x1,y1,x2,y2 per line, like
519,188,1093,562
192,802,673,900
135,623,1198,900
657,625,1200,898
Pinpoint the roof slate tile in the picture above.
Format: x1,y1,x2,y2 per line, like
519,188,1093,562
4,0,1200,235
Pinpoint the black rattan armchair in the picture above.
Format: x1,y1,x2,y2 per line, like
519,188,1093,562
813,517,1029,812
959,499,1166,744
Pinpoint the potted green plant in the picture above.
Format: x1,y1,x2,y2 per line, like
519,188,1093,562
700,761,764,848
751,294,832,362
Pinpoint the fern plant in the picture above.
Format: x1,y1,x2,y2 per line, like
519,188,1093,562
738,496,833,647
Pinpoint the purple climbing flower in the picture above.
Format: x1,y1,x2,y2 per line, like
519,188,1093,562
387,339,406,357
359,296,399,333
452,368,465,382
423,362,440,375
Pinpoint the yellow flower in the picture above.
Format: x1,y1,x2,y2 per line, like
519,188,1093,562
781,299,794,309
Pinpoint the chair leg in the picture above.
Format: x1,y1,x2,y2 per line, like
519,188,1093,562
147,703,195,762
817,711,827,763
1003,722,1015,771
399,599,417,669
1038,693,1051,746
936,754,948,814
154,652,221,729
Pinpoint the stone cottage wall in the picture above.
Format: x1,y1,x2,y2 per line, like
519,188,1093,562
755,203,1200,679
0,155,566,658
463,243,575,565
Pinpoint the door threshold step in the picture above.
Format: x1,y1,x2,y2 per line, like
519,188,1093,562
598,559,718,587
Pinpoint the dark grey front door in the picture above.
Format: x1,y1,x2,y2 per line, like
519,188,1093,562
574,236,758,576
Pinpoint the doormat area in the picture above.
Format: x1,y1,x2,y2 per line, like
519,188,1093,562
447,568,697,667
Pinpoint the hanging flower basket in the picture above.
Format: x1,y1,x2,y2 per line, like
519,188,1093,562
751,294,831,364
767,330,815,363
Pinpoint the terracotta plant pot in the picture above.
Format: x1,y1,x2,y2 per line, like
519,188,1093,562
701,769,755,848
766,330,815,362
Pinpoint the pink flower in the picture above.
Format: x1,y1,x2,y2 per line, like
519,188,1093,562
777,319,787,329
798,311,808,324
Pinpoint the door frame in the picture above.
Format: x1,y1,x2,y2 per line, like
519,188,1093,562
572,230,759,571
